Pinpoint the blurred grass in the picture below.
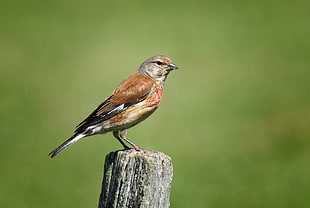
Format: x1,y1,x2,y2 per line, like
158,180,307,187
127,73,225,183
0,0,309,207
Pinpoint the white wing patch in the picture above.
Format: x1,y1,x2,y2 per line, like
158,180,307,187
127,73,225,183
106,104,125,115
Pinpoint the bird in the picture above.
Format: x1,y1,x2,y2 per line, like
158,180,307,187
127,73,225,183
49,55,179,158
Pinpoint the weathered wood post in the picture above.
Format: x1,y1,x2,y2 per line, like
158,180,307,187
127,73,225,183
98,151,173,208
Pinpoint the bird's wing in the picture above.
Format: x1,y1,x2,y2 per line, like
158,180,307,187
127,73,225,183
75,72,154,133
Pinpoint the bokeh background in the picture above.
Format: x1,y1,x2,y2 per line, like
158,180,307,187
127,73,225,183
1,0,309,207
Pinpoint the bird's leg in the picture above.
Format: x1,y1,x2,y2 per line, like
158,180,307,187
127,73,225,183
113,131,131,150
119,129,143,151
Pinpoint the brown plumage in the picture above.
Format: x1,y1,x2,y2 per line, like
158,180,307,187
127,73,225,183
49,55,178,158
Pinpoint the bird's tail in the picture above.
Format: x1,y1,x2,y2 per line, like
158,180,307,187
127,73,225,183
49,134,85,158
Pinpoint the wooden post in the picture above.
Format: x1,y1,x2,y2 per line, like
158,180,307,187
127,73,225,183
98,151,173,208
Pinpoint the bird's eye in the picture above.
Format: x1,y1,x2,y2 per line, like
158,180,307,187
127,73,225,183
155,61,164,65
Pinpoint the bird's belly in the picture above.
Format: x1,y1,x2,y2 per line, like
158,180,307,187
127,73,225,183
102,104,157,131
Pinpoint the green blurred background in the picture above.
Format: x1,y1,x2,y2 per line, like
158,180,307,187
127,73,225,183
1,0,309,207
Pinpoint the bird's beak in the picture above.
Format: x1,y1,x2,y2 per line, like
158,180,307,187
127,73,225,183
167,63,179,71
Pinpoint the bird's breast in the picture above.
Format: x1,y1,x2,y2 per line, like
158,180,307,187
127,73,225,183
98,83,164,132
147,84,164,107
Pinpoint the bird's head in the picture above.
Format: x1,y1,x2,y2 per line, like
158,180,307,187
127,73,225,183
138,55,179,82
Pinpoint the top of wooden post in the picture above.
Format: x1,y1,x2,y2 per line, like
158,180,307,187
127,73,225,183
99,150,173,208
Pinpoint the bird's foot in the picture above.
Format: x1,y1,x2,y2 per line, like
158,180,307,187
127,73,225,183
123,145,154,153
